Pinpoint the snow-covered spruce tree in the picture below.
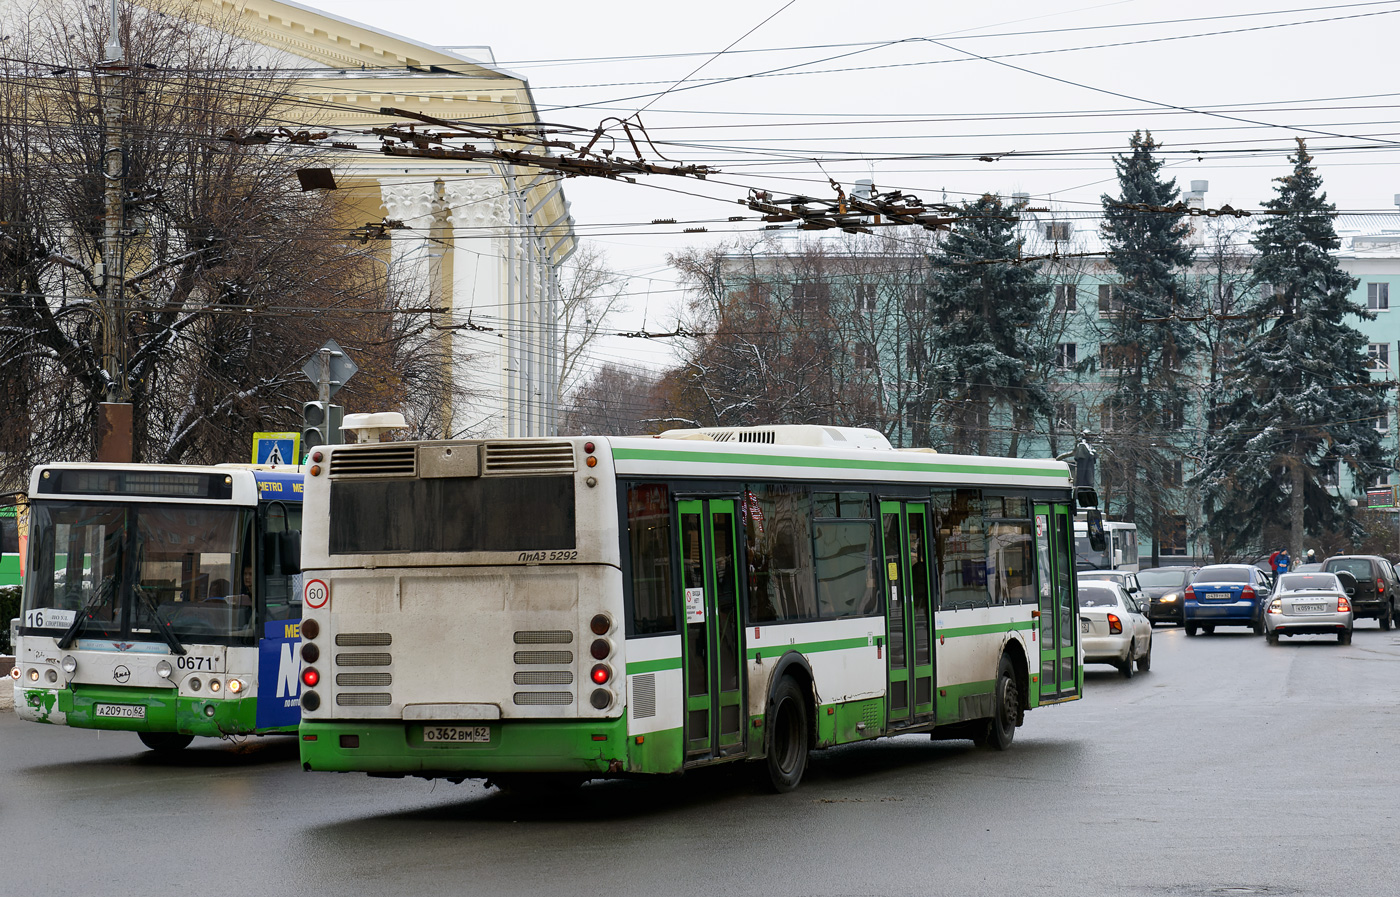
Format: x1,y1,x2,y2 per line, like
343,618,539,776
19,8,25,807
1098,131,1196,565
925,194,1051,455
1200,138,1387,560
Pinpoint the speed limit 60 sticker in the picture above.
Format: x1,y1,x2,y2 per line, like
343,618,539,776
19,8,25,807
304,578,330,609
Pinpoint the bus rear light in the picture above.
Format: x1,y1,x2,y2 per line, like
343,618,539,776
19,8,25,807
590,664,611,685
590,613,611,636
586,456,597,468
301,643,320,663
1107,614,1122,634
590,638,611,661
302,667,320,688
311,451,323,463
590,688,612,710
584,442,595,454
301,691,320,711
309,465,322,477
301,618,319,640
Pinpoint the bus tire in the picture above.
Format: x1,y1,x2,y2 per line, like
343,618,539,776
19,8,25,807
138,732,194,752
981,654,1020,751
763,677,810,793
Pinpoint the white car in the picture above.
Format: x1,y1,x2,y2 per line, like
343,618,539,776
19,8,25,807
1078,581,1153,677
1265,572,1354,645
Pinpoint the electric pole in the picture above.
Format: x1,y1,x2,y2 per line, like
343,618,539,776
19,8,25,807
96,0,132,461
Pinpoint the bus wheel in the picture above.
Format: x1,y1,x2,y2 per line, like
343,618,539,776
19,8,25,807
138,732,194,752
763,677,810,793
981,655,1020,751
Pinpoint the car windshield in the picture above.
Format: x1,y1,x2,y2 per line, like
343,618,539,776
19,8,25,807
1079,572,1123,584
1077,586,1121,608
1195,566,1249,584
1279,573,1341,591
1074,533,1109,569
1137,569,1187,588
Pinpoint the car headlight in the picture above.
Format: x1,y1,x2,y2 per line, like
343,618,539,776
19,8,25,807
1162,593,1179,603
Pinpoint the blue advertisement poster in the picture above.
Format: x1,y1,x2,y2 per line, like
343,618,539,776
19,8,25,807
256,618,302,729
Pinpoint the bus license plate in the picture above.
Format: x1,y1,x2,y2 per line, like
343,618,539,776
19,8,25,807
423,725,490,744
95,703,146,720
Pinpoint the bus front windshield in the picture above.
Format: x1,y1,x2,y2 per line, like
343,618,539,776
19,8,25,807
22,501,255,646
1074,534,1109,570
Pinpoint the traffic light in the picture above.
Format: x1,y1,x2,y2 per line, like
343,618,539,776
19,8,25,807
302,402,344,454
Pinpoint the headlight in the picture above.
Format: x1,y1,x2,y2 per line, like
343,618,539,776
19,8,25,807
61,655,77,674
209,679,221,693
227,678,243,694
156,660,172,679
1162,593,1179,603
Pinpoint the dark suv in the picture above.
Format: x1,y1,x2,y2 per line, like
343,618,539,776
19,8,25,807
1320,555,1399,629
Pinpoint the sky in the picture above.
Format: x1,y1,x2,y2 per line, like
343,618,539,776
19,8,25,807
310,0,1400,379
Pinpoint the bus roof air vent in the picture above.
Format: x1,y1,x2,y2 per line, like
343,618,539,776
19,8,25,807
482,442,576,475
328,444,417,477
656,425,892,450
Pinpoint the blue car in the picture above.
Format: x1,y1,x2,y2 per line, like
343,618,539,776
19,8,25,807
1184,564,1274,636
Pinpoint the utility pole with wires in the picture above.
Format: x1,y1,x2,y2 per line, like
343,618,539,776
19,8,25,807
96,0,132,462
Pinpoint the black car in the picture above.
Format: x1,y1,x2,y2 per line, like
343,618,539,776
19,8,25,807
1136,565,1200,625
1319,555,1399,629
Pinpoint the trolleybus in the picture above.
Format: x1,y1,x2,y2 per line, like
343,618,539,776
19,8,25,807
1073,516,1140,572
296,425,1084,791
10,463,305,751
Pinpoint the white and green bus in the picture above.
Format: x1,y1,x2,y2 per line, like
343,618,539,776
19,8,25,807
11,464,306,751
296,426,1083,791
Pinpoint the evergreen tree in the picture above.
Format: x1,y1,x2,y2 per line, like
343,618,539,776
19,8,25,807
1098,131,1196,565
1201,139,1387,559
925,194,1051,454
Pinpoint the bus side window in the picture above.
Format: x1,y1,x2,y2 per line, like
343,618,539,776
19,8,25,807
626,484,676,635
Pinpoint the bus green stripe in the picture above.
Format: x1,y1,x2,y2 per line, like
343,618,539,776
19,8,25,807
612,447,1067,480
937,620,1036,638
746,635,869,661
626,656,683,675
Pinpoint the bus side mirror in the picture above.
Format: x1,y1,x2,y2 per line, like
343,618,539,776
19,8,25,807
1085,509,1106,553
279,531,302,575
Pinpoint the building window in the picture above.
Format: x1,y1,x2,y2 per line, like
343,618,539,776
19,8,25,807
1163,402,1185,431
1165,460,1183,488
793,281,830,312
1056,343,1077,369
1375,410,1390,432
1100,400,1122,432
1054,401,1076,431
858,343,877,370
1098,284,1124,317
1044,221,1072,241
1369,282,1390,311
1099,343,1135,371
1054,284,1077,313
1374,472,1392,489
1369,343,1390,371
1159,515,1187,556
854,283,877,316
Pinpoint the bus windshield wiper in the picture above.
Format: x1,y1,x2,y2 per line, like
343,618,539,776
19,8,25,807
56,575,117,650
131,582,186,656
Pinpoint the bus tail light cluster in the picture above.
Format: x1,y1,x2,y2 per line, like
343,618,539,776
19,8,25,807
588,613,614,710
301,617,321,712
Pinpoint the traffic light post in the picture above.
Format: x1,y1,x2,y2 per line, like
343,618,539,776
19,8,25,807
299,339,358,460
302,401,343,455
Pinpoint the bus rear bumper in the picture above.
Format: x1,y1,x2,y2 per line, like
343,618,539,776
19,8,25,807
299,717,630,778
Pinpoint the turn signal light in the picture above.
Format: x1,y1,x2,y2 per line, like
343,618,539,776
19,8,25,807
1107,613,1122,634
590,663,611,685
302,667,320,687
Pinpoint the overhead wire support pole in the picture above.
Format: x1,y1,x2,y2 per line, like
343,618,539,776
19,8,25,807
95,0,133,462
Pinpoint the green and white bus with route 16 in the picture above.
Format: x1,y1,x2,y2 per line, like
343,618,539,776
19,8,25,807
11,463,306,751
296,425,1083,791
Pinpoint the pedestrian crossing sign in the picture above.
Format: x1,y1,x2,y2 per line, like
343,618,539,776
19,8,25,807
252,432,301,466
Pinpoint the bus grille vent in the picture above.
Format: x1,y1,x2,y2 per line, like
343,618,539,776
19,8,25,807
735,430,776,444
862,703,881,729
329,444,417,477
513,671,574,686
336,652,392,667
336,693,392,706
632,673,656,719
337,672,392,687
513,650,573,665
483,442,576,475
513,630,573,644
513,692,574,706
336,632,392,647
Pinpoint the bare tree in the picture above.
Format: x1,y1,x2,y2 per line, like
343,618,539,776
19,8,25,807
0,1,446,487
556,242,628,400
561,363,666,435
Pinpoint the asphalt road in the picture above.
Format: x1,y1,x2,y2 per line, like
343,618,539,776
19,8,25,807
4,623,1399,897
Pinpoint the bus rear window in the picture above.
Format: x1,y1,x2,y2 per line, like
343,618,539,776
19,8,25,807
329,477,575,554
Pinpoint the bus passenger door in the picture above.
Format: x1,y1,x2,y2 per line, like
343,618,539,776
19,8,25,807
1034,503,1080,702
677,498,747,763
879,501,936,727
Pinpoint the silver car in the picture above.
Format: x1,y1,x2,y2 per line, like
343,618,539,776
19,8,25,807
1078,581,1153,677
1264,572,1354,645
